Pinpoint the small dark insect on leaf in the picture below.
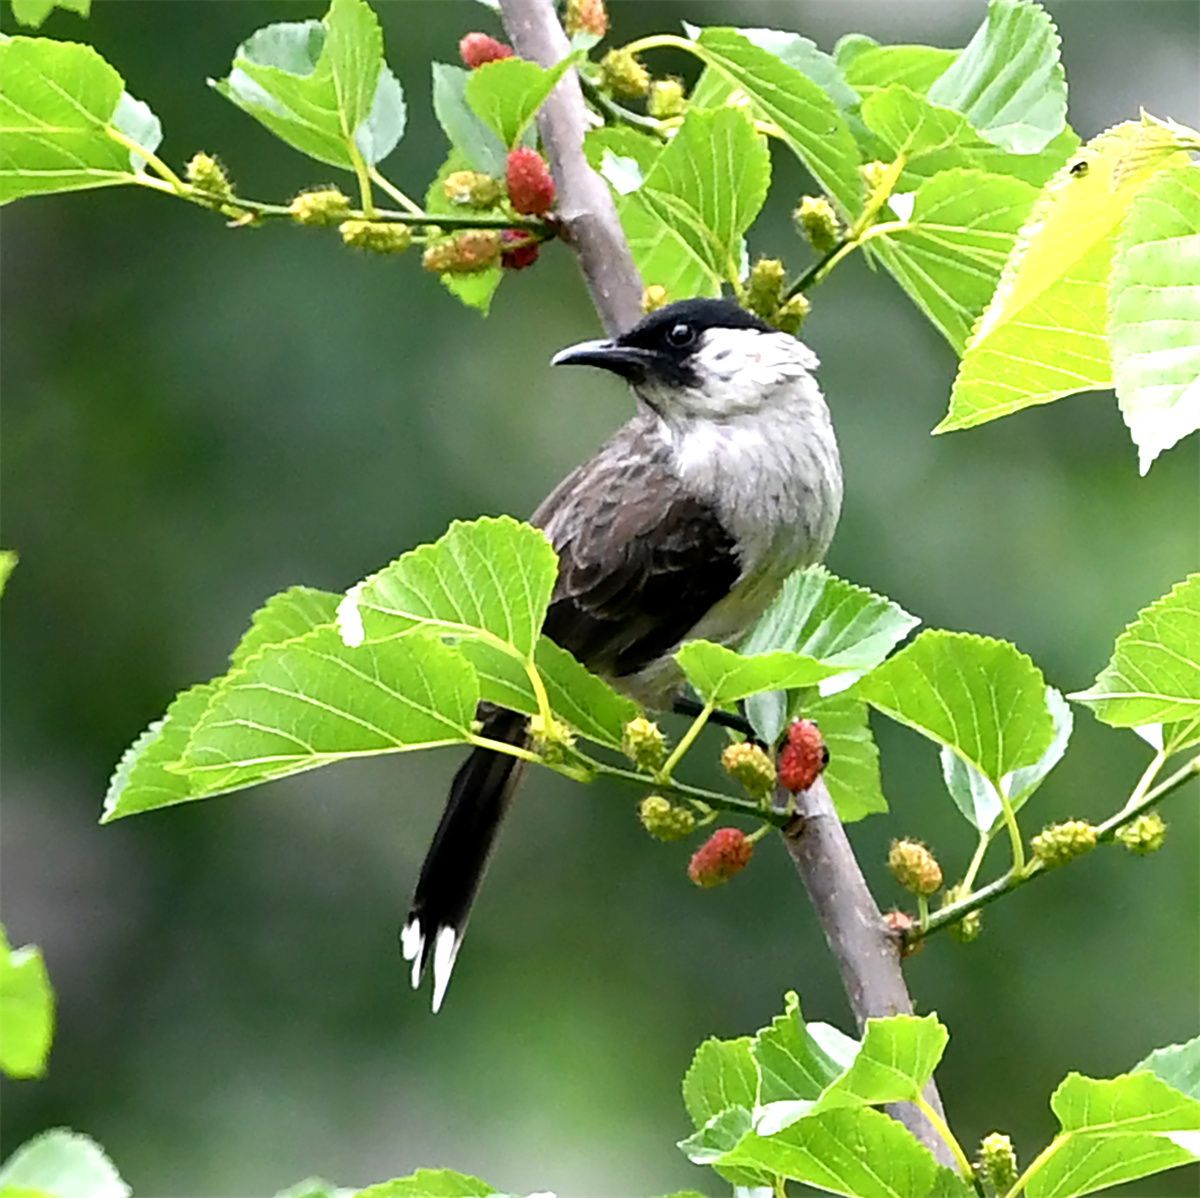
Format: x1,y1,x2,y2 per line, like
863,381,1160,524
1069,159,1089,177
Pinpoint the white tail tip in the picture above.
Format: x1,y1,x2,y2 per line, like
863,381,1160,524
430,926,463,1014
401,918,424,990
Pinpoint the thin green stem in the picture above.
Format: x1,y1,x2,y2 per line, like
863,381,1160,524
453,739,772,825
620,33,695,57
753,119,788,142
133,173,549,230
997,786,1026,875
915,1094,974,1179
579,75,669,137
917,893,931,931
783,165,910,300
1095,753,1198,835
850,155,908,237
961,832,990,893
467,733,543,765
784,239,852,298
1001,1134,1066,1198
1121,747,1166,815
591,760,788,825
919,754,1200,940
523,656,556,735
368,166,425,215
658,699,714,781
348,142,376,217
106,126,186,191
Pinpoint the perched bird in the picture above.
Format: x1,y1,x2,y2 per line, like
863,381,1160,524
403,297,843,1010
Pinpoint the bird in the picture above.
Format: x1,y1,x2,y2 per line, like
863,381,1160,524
402,297,843,1011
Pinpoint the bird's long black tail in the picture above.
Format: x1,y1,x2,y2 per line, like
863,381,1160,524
401,708,528,1012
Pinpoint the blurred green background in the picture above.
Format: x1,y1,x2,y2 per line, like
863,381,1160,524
1,2,1197,1195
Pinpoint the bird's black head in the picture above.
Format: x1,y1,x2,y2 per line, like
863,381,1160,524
551,298,773,387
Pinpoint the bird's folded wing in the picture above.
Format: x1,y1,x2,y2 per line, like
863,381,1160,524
533,420,741,678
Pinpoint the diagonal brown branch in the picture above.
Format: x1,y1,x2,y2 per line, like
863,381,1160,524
781,777,951,1155
497,0,644,336
497,0,955,1168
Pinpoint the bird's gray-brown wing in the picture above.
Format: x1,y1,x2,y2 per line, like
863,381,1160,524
532,419,741,678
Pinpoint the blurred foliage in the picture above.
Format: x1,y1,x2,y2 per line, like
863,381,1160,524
0,2,1196,1196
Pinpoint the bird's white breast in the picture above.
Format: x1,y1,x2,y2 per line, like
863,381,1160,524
617,333,843,708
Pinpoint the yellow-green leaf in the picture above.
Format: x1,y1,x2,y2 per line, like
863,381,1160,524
9,0,90,28
1109,161,1200,473
465,53,580,148
926,0,1066,154
870,169,1039,352
0,37,162,203
938,119,1190,433
1070,574,1200,729
0,927,54,1080
856,630,1053,790
178,628,478,795
592,108,770,298
690,26,863,219
211,0,405,170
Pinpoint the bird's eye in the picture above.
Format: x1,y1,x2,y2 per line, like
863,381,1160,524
667,322,696,348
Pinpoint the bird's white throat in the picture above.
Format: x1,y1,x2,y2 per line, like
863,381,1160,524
650,328,842,581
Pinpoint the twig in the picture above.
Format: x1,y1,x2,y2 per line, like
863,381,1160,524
498,0,644,336
579,74,669,137
498,0,954,1167
591,761,789,826
920,754,1199,940
134,174,549,230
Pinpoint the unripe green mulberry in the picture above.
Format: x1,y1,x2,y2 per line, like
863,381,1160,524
529,713,576,762
771,294,811,336
290,187,351,226
1116,811,1167,855
941,884,982,943
422,230,501,273
975,1132,1018,1193
1032,819,1097,867
794,195,841,253
452,229,502,271
745,257,785,319
642,284,669,313
638,795,696,842
442,170,502,209
622,716,667,771
599,48,650,100
721,742,776,801
340,220,412,254
888,839,943,897
647,77,687,119
186,152,232,201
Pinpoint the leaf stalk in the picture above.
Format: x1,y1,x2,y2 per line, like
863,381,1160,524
657,699,715,782
915,1094,974,1179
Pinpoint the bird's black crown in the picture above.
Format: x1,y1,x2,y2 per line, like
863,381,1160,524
617,298,772,357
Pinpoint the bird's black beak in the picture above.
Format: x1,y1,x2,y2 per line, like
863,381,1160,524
550,338,663,383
